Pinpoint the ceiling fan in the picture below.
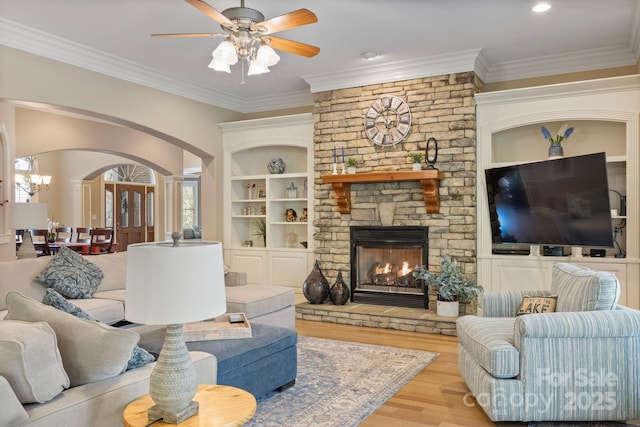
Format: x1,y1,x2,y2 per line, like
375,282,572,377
153,0,320,75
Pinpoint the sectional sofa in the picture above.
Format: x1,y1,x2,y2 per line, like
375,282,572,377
0,249,296,426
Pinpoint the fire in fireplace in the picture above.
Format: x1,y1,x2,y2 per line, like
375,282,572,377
350,226,428,308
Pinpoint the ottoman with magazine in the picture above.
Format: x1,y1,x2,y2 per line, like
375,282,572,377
136,322,298,397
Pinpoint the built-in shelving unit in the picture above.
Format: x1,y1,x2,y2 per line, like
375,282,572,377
476,75,640,310
221,114,314,289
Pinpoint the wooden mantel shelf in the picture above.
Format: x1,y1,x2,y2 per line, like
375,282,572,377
322,170,445,214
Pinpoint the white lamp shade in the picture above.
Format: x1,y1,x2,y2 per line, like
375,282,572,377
8,203,48,230
212,41,238,65
208,57,231,73
125,241,227,325
247,60,270,76
255,44,280,67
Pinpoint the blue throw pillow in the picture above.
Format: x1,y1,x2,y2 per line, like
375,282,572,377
36,247,104,299
42,289,155,370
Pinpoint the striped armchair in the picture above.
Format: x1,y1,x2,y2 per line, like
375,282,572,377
456,263,640,422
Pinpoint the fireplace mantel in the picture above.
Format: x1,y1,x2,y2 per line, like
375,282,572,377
322,170,444,214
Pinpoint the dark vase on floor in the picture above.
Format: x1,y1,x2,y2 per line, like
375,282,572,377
330,270,350,305
302,260,330,304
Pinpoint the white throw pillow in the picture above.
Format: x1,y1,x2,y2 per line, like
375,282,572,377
0,320,69,403
5,291,139,387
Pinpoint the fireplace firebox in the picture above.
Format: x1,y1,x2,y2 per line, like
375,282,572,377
350,226,428,308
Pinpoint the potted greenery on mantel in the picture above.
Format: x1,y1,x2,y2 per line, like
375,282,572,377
408,152,424,171
346,157,357,174
413,255,483,317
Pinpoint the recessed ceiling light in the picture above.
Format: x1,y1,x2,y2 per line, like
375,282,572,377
361,51,378,61
532,3,551,12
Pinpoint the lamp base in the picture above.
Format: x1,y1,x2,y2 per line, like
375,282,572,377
148,400,199,424
16,231,37,259
148,324,199,424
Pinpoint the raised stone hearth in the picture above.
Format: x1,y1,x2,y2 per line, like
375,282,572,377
295,302,458,336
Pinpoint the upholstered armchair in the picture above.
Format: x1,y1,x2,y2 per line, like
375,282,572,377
456,263,640,422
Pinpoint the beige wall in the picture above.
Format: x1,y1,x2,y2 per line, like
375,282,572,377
0,45,244,252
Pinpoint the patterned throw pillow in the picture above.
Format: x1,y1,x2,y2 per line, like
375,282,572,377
42,289,155,370
516,295,558,316
36,247,104,298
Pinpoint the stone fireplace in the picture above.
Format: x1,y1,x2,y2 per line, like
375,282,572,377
350,226,428,308
312,71,479,308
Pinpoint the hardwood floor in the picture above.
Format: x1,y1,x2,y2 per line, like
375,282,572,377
295,319,518,427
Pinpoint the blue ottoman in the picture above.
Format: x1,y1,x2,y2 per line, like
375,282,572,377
138,323,297,398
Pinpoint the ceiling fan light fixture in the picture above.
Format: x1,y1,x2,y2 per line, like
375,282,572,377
212,40,239,65
255,44,280,67
208,57,232,72
247,59,270,76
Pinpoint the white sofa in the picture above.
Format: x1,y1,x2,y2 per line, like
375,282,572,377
0,251,295,426
0,252,296,329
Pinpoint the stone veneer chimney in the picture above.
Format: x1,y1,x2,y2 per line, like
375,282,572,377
312,72,479,286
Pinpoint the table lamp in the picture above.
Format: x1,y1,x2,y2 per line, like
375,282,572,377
9,203,48,259
125,234,227,424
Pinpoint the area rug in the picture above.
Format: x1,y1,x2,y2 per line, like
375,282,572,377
245,336,438,427
530,423,638,426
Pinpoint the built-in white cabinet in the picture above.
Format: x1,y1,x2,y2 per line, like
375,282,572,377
476,75,640,309
220,114,314,289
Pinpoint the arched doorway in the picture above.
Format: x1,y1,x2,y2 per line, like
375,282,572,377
103,164,156,251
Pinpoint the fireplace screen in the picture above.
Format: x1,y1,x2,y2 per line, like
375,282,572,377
350,226,428,305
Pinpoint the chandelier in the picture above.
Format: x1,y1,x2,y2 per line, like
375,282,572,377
15,156,52,201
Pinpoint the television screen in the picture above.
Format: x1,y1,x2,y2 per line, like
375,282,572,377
485,152,613,248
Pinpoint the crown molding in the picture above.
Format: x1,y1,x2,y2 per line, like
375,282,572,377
0,18,265,113
2,16,639,112
475,74,640,106
302,49,484,93
485,45,640,83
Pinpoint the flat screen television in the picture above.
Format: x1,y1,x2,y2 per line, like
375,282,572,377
485,152,613,248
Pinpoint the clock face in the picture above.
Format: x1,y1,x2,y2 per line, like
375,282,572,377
364,96,412,146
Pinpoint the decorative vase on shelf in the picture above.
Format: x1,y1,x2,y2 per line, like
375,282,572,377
302,260,330,304
267,157,286,174
285,232,298,248
548,144,564,159
542,124,573,160
412,163,422,171
329,270,350,305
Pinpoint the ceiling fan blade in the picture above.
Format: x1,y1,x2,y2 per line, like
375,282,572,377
152,32,224,38
266,36,320,58
184,0,236,29
257,9,318,35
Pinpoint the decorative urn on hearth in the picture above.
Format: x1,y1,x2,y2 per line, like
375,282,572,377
329,270,350,305
302,260,330,304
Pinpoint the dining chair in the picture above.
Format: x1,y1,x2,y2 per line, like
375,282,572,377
88,228,114,255
76,227,92,244
55,226,73,243
30,229,51,256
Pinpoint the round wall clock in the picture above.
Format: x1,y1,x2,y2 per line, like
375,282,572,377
364,96,412,146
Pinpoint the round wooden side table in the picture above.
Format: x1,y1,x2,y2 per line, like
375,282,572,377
123,384,256,427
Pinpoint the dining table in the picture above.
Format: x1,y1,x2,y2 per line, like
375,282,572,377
48,242,91,254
